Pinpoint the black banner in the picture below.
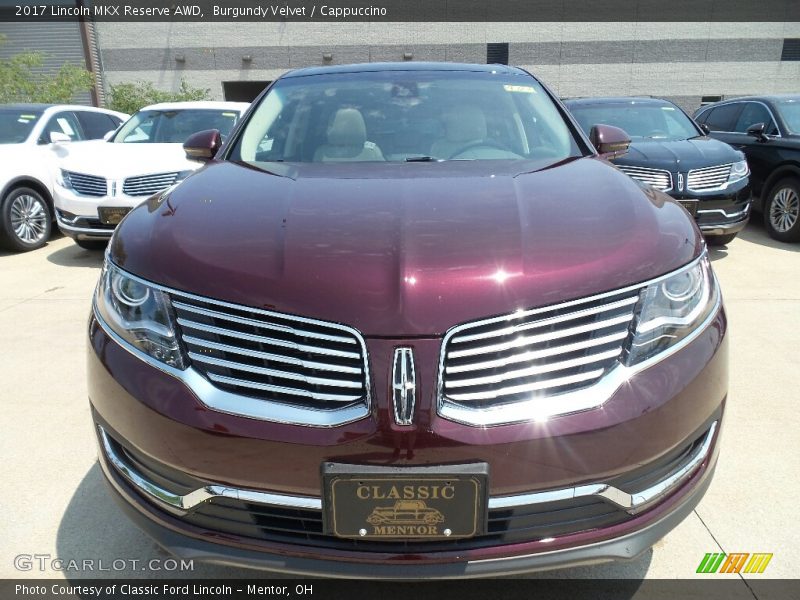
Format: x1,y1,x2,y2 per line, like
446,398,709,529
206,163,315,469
2,0,800,22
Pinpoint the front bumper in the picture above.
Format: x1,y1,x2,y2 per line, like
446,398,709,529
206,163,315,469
53,185,145,240
88,296,727,576
669,180,751,237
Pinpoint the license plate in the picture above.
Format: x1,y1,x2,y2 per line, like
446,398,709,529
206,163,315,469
98,207,131,225
678,199,699,216
322,463,488,540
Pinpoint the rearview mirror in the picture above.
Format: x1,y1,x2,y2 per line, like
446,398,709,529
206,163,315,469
49,131,71,144
183,129,222,162
589,124,631,158
746,122,768,142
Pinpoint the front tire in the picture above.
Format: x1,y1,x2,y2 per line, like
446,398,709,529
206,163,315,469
75,239,109,251
706,233,738,246
764,178,800,243
0,187,52,252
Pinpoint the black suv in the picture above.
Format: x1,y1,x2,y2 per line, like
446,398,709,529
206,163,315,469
694,95,800,243
565,97,750,245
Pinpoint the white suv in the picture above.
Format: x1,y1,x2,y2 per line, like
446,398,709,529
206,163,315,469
0,104,128,252
53,101,249,249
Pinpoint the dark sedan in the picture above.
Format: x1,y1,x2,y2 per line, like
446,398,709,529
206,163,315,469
694,95,800,243
89,63,726,577
565,97,751,246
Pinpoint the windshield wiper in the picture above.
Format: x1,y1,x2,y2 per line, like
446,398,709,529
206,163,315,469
405,155,442,162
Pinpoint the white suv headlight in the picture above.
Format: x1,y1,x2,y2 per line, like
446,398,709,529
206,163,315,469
94,260,186,369
625,253,720,365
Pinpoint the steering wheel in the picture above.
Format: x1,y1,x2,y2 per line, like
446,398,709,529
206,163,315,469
448,140,513,159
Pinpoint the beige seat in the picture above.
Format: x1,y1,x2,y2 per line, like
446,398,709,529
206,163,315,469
313,108,384,162
430,105,488,159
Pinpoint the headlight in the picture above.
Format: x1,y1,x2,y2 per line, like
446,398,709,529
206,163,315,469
728,159,749,183
625,254,719,366
94,260,186,369
57,169,73,190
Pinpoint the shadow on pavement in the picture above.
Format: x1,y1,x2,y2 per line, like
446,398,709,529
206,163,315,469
738,217,800,253
57,464,652,584
46,241,106,268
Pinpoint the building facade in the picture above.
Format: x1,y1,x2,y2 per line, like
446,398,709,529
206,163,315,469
4,20,799,113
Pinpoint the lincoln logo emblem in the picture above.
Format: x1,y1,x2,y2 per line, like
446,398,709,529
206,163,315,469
392,348,416,425
677,173,684,192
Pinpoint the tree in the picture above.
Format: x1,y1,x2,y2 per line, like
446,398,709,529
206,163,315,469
108,79,211,115
0,34,94,104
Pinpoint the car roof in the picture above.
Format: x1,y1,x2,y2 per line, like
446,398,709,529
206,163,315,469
139,101,250,112
706,94,800,104
282,62,528,79
563,96,675,107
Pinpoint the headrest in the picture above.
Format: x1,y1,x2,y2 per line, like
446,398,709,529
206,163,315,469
327,108,367,147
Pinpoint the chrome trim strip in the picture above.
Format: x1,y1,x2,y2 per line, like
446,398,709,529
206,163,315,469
99,420,716,517
172,300,357,345
437,253,721,426
446,348,622,389
188,352,363,389
56,215,114,236
98,426,323,511
181,335,362,375
446,330,630,375
176,318,362,360
697,207,749,219
450,295,639,344
686,163,734,193
447,368,605,402
205,371,363,402
93,309,371,427
448,314,633,359
488,421,717,514
617,166,673,192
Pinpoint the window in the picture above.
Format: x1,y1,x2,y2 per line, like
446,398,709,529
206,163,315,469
568,103,700,141
113,109,241,143
0,109,42,144
781,39,800,61
39,111,84,143
487,43,509,65
733,102,778,135
76,111,119,139
702,103,743,132
230,71,580,164
700,95,722,106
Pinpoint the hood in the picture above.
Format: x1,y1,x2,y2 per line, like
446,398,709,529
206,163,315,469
111,158,702,337
56,141,199,179
614,137,743,171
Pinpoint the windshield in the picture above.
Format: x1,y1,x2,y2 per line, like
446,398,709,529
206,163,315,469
229,71,580,163
569,103,701,141
113,109,241,143
775,98,800,134
0,109,42,144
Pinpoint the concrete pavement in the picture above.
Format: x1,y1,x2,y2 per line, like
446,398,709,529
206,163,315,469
0,222,797,589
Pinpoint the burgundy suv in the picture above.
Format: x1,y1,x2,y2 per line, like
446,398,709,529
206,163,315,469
89,63,726,577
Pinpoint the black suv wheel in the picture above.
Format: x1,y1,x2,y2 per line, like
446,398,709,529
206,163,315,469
764,177,800,243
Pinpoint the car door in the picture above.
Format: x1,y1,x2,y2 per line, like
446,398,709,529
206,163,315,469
727,102,781,197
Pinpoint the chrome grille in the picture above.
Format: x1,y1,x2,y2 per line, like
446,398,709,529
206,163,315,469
123,172,179,196
171,293,369,411
687,164,731,192
617,165,672,192
65,171,106,197
440,291,640,408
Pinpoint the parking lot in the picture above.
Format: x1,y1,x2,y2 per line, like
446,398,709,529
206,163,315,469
0,219,798,586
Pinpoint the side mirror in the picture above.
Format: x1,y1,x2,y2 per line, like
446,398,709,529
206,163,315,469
699,123,711,135
49,131,72,144
746,122,768,142
183,129,222,162
589,124,631,158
